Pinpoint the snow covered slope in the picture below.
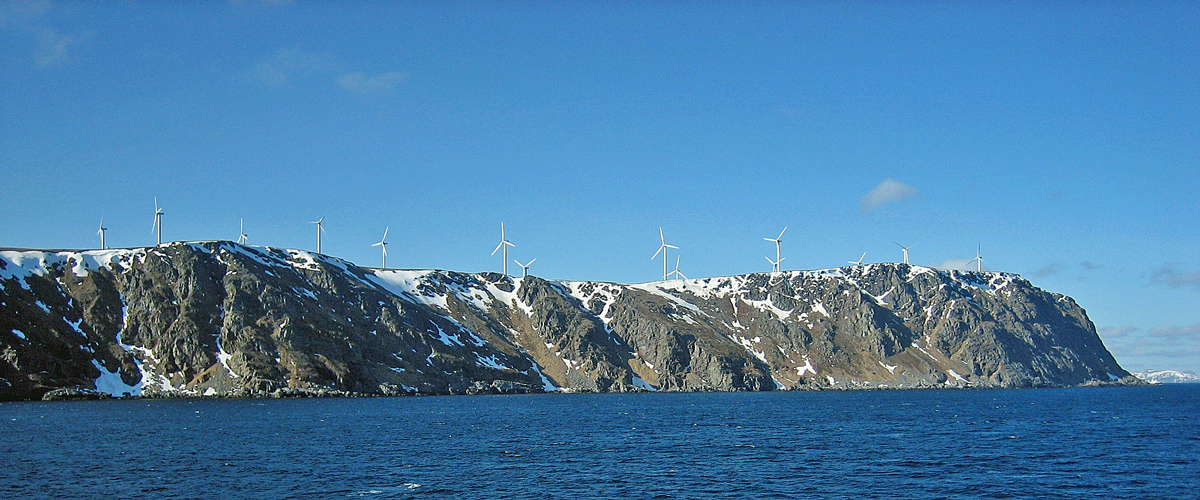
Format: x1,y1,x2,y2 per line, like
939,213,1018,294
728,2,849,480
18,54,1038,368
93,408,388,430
0,242,1138,400
1133,370,1200,384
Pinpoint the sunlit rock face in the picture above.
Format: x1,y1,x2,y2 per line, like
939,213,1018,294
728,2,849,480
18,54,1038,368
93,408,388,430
0,243,1136,400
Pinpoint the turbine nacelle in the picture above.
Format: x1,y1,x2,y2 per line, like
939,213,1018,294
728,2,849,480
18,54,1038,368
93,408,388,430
310,216,327,254
237,218,248,245
372,226,389,269
667,255,688,281
514,258,536,278
894,241,912,265
151,198,164,245
651,228,678,281
492,223,515,276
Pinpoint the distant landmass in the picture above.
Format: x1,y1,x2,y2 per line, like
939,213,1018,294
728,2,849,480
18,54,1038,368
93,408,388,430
1133,370,1200,384
0,242,1139,400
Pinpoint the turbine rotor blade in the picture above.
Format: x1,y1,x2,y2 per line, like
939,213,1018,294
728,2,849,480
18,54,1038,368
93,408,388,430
528,258,536,265
665,244,678,249
652,245,664,260
492,241,505,255
777,226,787,240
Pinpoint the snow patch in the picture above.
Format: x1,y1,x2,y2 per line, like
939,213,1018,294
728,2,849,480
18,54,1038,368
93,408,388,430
811,301,829,317
631,375,658,392
92,360,142,397
475,354,511,371
796,357,816,376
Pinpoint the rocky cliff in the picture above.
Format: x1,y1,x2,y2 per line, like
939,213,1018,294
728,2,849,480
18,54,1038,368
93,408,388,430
0,242,1136,400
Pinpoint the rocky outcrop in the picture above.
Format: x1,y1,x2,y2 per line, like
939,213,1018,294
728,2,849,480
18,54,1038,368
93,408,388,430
0,242,1137,400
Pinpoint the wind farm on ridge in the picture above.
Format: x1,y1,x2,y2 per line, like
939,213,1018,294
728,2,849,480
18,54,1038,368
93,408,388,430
77,198,996,283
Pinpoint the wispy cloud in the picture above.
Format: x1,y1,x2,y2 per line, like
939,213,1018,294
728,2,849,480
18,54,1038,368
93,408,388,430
34,27,87,68
933,258,977,271
860,179,919,213
1081,261,1104,270
249,49,406,95
248,48,336,87
0,0,52,28
1099,325,1138,339
1150,264,1200,290
1099,324,1200,372
229,0,294,6
1,1,89,70
1033,262,1065,278
338,71,408,94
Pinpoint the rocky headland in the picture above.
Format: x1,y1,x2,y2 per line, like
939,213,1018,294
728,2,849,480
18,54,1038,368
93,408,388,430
0,242,1138,400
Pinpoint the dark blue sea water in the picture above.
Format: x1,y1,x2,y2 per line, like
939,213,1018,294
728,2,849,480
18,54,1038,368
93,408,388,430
2,386,1197,499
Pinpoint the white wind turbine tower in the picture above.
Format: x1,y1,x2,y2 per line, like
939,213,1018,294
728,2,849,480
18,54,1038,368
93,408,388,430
763,226,787,273
968,243,984,272
514,258,536,278
97,218,107,250
668,255,688,281
894,242,912,265
492,223,515,276
310,216,326,254
848,252,866,266
651,228,679,282
766,255,785,274
372,227,389,269
151,198,164,246
237,219,248,245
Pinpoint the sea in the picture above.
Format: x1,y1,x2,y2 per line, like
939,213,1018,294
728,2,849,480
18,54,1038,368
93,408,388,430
1,385,1197,499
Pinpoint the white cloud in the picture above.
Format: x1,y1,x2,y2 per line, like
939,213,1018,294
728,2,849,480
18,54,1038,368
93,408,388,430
860,178,919,213
1099,324,1200,372
338,71,407,94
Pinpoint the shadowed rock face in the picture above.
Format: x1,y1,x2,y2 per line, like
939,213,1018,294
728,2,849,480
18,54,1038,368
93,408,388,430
0,243,1136,400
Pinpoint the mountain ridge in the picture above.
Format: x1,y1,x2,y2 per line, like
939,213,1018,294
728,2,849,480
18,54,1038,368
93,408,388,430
0,241,1139,400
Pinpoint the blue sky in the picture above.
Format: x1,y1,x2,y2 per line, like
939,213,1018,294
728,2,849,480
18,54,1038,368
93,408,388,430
1,1,1197,372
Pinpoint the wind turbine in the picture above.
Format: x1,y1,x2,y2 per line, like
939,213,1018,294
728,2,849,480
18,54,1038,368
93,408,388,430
848,252,867,266
766,255,785,274
968,243,984,272
894,242,912,265
491,223,515,276
668,255,688,281
651,228,679,281
310,216,326,254
763,226,787,273
151,198,164,245
371,227,389,269
514,258,536,278
97,218,107,250
237,219,248,245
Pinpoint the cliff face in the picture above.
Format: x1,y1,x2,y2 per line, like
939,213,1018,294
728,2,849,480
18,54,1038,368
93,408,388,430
0,242,1135,400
